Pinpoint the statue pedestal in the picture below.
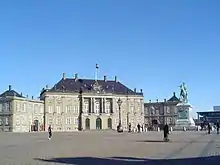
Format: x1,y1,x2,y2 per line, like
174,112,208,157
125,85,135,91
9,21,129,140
173,102,196,131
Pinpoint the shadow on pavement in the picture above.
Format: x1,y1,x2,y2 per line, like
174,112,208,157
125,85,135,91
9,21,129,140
36,156,220,165
135,140,210,143
136,140,168,143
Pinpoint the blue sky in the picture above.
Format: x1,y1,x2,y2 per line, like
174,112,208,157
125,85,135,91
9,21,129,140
0,0,219,117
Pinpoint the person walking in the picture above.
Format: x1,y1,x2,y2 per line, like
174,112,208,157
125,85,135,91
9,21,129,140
128,123,131,133
216,121,219,134
207,123,211,134
163,124,169,141
137,124,141,133
48,125,52,140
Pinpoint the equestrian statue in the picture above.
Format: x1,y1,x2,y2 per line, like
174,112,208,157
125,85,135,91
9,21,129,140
179,82,188,103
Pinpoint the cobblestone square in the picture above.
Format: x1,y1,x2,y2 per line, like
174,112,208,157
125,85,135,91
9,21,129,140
0,131,220,164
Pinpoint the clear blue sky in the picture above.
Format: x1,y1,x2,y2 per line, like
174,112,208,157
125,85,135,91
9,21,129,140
0,0,219,117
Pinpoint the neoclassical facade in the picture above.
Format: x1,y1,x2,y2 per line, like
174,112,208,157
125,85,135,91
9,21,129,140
0,85,44,132
40,73,144,131
144,92,180,129
0,74,144,132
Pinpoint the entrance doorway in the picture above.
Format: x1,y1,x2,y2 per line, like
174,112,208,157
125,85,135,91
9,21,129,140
107,118,112,129
96,118,102,129
85,118,90,130
33,120,39,131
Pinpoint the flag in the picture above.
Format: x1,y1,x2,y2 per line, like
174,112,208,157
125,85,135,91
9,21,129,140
96,64,99,69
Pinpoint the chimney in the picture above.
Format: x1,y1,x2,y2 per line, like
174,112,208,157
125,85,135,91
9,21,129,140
20,92,23,97
63,73,66,80
46,85,48,89
115,76,117,82
134,88,136,93
32,96,34,99
26,95,28,98
9,85,11,91
104,76,107,82
140,89,143,93
149,100,151,103
164,99,166,102
173,92,176,96
75,73,78,79
156,99,158,102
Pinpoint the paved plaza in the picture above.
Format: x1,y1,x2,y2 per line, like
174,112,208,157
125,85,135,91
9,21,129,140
0,131,220,164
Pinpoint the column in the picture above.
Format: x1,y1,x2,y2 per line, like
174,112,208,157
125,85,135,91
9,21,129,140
100,98,102,114
111,99,113,113
89,98,92,113
82,97,84,113
102,98,105,113
93,98,96,113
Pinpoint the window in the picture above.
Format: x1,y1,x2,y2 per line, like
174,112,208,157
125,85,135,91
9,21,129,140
23,103,27,112
48,117,53,124
95,102,100,114
0,118,2,126
48,105,53,113
84,101,89,113
166,107,171,114
16,117,20,126
160,107,164,114
66,105,72,113
74,106,79,114
5,117,9,126
74,118,78,125
56,117,61,125
4,103,10,112
144,107,148,115
0,104,2,112
174,107,177,114
56,105,61,114
105,101,110,113
16,103,21,112
66,117,71,125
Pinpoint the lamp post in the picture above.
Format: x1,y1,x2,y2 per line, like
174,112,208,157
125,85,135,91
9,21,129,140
117,98,123,132
78,87,83,131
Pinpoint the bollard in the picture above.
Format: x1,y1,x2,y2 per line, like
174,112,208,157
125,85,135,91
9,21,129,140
157,127,160,132
170,127,173,132
145,127,148,132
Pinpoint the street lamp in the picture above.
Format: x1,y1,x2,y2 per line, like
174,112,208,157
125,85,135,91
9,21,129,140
78,87,83,131
117,98,123,132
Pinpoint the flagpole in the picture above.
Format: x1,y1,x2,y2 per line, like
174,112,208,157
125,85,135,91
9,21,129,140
95,64,99,81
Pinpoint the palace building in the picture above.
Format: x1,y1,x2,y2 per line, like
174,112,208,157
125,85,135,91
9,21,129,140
40,73,144,132
0,85,44,132
144,92,180,129
0,71,144,132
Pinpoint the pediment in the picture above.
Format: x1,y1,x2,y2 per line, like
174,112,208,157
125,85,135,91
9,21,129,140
92,81,104,93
